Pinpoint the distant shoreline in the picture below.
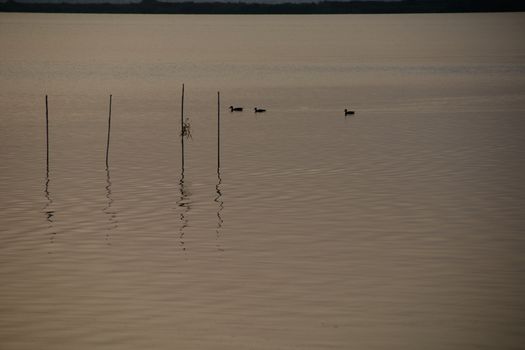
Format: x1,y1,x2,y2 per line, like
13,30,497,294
1,0,525,14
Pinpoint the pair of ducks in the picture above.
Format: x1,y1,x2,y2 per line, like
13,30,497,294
229,106,266,113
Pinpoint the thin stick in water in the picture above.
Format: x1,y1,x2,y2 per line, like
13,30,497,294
181,84,185,171
217,91,220,170
106,94,112,169
45,95,49,173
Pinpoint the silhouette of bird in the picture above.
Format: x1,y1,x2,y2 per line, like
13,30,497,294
344,109,355,116
254,107,266,113
229,106,243,112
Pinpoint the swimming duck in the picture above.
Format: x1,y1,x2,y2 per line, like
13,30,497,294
344,109,355,116
229,106,243,112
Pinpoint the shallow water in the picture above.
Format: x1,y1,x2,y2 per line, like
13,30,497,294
1,12,525,350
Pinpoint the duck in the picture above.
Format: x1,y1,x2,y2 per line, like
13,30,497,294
229,106,243,112
254,107,266,113
344,109,355,116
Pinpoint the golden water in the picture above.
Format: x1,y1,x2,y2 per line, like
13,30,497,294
1,13,525,349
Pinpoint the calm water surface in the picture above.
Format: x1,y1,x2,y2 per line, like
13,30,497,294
1,12,525,350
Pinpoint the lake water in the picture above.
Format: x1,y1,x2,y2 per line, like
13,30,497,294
1,12,525,350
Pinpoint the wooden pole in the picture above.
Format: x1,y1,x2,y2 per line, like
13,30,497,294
217,91,220,170
106,94,112,169
181,84,185,171
45,95,49,173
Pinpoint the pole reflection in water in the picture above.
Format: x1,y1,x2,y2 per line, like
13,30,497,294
177,170,191,251
103,168,118,244
43,170,56,246
215,169,224,251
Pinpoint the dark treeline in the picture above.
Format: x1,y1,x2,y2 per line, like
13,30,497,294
1,0,524,14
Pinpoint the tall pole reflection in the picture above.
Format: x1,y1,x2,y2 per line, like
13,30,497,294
177,170,191,251
215,169,224,251
44,170,55,246
103,168,118,244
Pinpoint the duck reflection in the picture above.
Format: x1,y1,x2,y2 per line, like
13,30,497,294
103,168,118,244
215,169,224,251
178,170,191,251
